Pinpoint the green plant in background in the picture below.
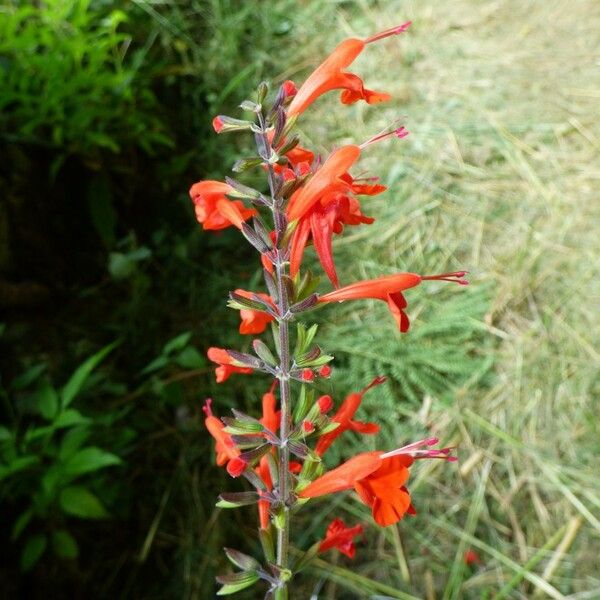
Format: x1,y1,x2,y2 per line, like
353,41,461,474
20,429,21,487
0,0,171,167
0,343,121,571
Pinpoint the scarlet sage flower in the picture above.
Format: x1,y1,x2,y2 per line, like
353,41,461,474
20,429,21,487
256,455,272,529
287,145,361,222
260,382,281,434
299,439,455,526
189,180,256,231
318,271,469,332
318,518,363,558
234,289,276,335
315,377,384,456
207,347,254,383
203,399,247,477
289,172,384,287
287,22,411,117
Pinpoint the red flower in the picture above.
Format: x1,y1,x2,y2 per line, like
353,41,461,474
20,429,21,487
318,271,468,332
256,455,272,530
299,439,455,526
287,22,411,117
260,382,281,434
464,550,481,565
289,172,384,287
203,399,246,477
207,347,254,383
315,377,383,456
189,181,256,231
287,145,361,222
233,289,276,335
318,518,363,558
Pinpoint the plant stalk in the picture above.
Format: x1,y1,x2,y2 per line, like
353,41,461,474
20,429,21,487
258,107,292,599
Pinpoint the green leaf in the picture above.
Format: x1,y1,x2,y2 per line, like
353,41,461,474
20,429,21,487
140,355,169,375
21,534,47,572
12,364,46,390
163,331,192,355
62,447,121,478
216,571,259,595
52,529,78,559
59,427,91,459
37,381,59,420
174,346,205,369
11,509,33,540
61,342,118,408
59,486,110,519
0,455,40,482
53,409,90,429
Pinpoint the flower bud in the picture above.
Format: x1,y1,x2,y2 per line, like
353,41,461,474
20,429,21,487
317,395,333,413
301,368,314,382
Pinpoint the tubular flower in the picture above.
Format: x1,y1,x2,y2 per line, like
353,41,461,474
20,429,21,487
315,377,384,456
299,439,455,527
256,455,273,529
318,271,469,332
287,145,361,222
203,399,246,477
233,289,276,335
318,519,363,558
207,347,254,383
260,382,281,434
189,180,257,231
287,22,411,117
289,173,384,287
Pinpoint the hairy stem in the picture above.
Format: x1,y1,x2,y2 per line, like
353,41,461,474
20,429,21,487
258,108,292,598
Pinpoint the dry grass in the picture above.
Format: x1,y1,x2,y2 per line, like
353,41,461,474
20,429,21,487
291,0,600,597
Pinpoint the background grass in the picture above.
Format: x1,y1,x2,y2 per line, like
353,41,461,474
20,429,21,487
288,0,600,597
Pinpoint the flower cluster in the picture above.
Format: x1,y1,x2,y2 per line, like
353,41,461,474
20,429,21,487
190,21,466,598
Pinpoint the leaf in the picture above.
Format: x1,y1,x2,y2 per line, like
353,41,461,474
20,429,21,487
11,509,33,541
140,355,169,375
174,346,205,369
12,364,46,390
21,534,47,572
53,409,90,429
216,571,259,595
52,529,79,559
163,331,192,355
62,447,122,478
36,381,59,420
59,486,110,519
59,427,91,459
61,342,118,408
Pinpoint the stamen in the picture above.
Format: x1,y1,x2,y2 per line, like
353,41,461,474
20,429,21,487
422,271,469,286
360,126,409,149
361,375,387,394
365,21,412,44
381,437,456,462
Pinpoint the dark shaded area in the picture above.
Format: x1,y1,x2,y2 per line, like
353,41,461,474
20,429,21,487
0,1,307,597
